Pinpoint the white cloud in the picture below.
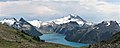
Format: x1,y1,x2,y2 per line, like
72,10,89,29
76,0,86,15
77,0,120,22
0,0,120,22
0,1,59,17
78,0,120,14
34,6,58,15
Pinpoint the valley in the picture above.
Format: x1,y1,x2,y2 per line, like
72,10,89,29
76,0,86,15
0,14,120,48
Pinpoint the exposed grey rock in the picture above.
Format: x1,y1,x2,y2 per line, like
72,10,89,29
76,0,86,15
65,21,120,44
12,18,43,37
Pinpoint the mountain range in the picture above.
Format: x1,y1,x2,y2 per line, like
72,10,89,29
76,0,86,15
0,14,120,44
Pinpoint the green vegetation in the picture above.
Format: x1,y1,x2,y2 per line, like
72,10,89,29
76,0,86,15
0,23,73,48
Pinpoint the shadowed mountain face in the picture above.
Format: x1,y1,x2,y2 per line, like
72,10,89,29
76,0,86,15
12,18,43,37
90,31,120,48
54,21,80,35
65,21,120,44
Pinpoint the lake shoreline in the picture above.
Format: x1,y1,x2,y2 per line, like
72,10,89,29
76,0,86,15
39,33,89,47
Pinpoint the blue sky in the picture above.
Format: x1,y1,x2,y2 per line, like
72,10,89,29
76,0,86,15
0,0,120,23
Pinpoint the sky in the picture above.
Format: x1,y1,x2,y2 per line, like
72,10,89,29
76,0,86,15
0,0,120,23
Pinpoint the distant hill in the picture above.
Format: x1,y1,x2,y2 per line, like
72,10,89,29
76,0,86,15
0,23,72,48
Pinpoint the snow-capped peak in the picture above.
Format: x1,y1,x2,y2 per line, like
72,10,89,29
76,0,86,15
28,20,42,28
51,14,86,25
27,14,89,28
69,14,76,17
102,21,111,26
19,18,27,23
3,18,16,20
0,18,17,26
106,21,110,26
0,14,94,28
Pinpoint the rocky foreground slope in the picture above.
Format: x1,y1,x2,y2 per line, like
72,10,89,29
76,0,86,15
0,23,72,48
90,31,120,48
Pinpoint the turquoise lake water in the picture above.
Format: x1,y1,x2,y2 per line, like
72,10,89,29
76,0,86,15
39,33,89,47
